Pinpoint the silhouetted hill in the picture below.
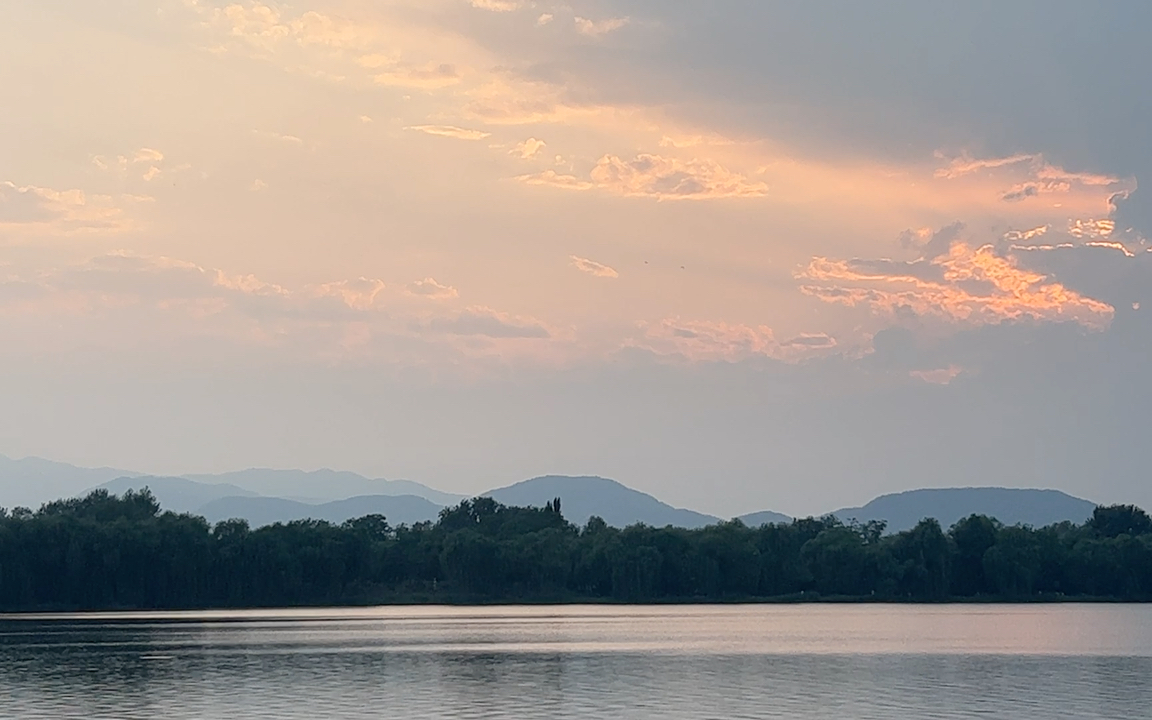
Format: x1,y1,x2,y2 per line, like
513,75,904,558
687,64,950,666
196,494,443,528
0,455,139,510
95,476,259,514
183,468,463,506
484,476,720,529
832,487,1097,533
737,510,793,526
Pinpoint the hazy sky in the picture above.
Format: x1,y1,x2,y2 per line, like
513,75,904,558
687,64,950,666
2,1,1150,517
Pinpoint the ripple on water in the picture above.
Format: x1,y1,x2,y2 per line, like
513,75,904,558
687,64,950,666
1,605,1151,719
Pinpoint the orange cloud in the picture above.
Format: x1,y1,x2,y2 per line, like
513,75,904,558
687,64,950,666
520,154,767,200
799,240,1115,330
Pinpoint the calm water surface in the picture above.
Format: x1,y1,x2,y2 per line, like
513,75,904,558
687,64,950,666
1,605,1150,719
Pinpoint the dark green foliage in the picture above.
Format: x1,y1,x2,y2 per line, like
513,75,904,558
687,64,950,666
1,492,1150,610
1088,505,1152,539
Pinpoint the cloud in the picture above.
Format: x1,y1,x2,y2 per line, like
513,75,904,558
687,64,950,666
425,306,551,338
781,333,837,350
574,17,629,37
405,125,491,140
590,154,767,200
634,318,778,362
204,4,375,53
0,253,554,363
933,152,1135,211
0,183,65,224
520,154,767,200
133,148,165,163
910,366,964,385
934,153,1034,179
517,170,594,191
91,147,173,181
307,277,387,310
799,234,1116,331
190,1,476,96
1006,238,1152,314
569,255,619,278
374,63,461,89
513,138,546,159
1067,218,1117,240
471,0,520,11
255,130,303,144
0,181,140,237
631,318,836,363
406,277,459,300
463,77,622,126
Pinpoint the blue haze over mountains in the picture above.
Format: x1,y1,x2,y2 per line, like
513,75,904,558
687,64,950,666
0,455,1099,532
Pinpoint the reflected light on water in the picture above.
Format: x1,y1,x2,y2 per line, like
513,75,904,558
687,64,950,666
1,605,1150,719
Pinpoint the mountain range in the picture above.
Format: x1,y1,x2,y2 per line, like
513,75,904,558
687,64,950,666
826,487,1097,533
0,454,1102,533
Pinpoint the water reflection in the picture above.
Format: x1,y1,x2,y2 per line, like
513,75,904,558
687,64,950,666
1,605,1151,719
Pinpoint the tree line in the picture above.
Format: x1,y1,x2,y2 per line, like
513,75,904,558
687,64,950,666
1,489,1151,610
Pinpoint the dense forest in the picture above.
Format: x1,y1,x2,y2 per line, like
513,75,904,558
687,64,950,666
1,489,1152,610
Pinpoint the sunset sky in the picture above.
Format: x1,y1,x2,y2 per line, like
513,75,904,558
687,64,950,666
2,1,1151,516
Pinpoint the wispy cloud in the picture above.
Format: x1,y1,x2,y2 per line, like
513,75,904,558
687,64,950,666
405,125,492,140
470,0,521,11
373,63,461,89
934,152,1135,210
520,154,767,200
574,17,629,37
92,147,172,182
569,255,619,278
517,170,594,191
630,318,835,363
934,153,1034,179
0,253,554,363
910,366,964,385
425,306,551,339
255,130,303,144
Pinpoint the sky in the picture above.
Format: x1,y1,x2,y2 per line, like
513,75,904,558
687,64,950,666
1,0,1150,517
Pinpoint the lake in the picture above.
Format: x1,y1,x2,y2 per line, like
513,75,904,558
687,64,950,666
1,605,1150,719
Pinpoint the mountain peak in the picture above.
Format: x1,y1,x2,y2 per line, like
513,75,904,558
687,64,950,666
483,475,719,529
832,486,1096,533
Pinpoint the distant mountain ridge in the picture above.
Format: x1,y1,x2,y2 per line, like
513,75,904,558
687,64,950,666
182,468,464,506
737,510,794,527
196,494,443,528
830,487,1097,533
1,454,1105,533
484,476,721,529
0,455,139,510
97,476,259,514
